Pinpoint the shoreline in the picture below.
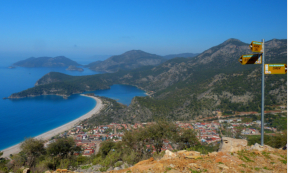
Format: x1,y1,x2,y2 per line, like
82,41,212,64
1,94,103,158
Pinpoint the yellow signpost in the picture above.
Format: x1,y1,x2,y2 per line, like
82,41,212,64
241,40,266,145
240,39,286,146
238,54,262,65
264,64,287,74
250,41,263,53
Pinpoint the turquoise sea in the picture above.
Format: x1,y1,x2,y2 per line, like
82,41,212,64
0,60,146,150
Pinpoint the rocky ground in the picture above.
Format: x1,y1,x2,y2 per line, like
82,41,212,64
110,138,287,173
39,138,286,173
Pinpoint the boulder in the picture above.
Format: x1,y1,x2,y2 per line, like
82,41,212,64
250,143,274,152
86,167,92,172
177,150,201,159
176,150,187,154
250,143,264,151
120,163,129,169
218,137,247,153
161,150,177,160
92,164,102,169
208,152,218,157
188,163,200,169
217,164,229,169
114,167,121,170
169,164,175,168
107,167,114,171
23,168,30,173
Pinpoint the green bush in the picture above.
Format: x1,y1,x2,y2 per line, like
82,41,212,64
77,156,87,164
100,150,121,167
92,156,102,165
152,151,165,160
99,140,115,158
80,165,91,169
99,166,108,172
187,144,219,154
114,161,123,167
122,150,137,165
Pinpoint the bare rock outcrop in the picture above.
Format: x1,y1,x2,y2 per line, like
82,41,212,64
218,137,247,153
249,143,274,152
161,150,176,160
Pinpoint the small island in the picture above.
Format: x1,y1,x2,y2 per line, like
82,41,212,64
66,65,84,72
8,66,15,69
13,56,81,67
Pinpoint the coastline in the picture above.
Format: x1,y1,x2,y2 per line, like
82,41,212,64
1,94,103,158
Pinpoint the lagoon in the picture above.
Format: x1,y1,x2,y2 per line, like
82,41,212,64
0,65,146,150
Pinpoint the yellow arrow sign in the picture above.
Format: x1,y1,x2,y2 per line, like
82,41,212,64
250,41,263,53
265,64,287,74
238,54,262,65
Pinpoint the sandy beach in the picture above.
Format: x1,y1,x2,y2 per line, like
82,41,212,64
1,95,103,158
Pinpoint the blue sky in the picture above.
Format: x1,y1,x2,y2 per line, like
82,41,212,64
0,0,286,60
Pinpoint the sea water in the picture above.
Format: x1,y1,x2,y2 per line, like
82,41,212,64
0,64,146,150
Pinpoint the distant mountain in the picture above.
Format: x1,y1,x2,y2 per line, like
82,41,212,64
163,53,199,59
13,56,81,67
85,50,165,72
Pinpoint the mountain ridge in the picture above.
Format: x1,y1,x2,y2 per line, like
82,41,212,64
85,50,165,73
163,53,199,59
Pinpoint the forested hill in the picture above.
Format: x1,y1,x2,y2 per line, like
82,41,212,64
85,50,165,72
13,56,81,67
9,38,287,122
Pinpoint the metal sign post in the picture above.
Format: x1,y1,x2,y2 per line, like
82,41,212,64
241,39,285,146
261,39,265,146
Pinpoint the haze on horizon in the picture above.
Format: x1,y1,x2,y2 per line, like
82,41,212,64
0,0,286,62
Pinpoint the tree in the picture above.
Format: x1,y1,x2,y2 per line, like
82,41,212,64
266,131,287,148
145,120,178,154
99,140,115,158
20,138,45,167
46,138,77,158
176,129,200,150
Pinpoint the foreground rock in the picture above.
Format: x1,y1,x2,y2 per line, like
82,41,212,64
110,138,287,173
218,137,247,153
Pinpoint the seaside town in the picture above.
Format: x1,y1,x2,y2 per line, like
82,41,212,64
42,104,286,157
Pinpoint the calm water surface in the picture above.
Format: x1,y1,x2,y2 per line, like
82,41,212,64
0,64,146,150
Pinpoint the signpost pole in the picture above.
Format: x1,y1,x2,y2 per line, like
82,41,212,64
261,39,265,146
